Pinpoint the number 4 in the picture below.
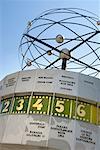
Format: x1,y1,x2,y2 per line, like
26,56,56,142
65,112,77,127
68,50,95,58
32,99,43,111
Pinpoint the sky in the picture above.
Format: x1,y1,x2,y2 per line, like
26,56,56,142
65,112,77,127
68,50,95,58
0,0,100,80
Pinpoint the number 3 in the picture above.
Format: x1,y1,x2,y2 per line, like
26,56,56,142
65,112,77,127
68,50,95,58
16,99,24,111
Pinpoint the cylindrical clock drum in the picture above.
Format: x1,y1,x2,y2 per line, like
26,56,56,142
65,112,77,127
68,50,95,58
0,69,100,150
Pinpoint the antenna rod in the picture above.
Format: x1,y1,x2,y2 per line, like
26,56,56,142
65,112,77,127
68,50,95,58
62,58,67,70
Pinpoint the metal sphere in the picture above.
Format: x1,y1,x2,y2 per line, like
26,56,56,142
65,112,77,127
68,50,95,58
60,48,71,60
56,34,64,43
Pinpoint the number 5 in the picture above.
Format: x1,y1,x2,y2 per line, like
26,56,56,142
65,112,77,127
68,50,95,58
55,100,64,113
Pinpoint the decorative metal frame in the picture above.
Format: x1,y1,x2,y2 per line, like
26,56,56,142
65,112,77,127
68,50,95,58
19,8,100,77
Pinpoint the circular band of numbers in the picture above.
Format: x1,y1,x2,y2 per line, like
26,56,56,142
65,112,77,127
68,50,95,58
0,95,99,125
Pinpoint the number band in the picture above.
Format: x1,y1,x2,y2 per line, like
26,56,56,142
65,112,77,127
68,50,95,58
0,94,99,125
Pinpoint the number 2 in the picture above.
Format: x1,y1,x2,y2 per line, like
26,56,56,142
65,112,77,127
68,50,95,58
2,101,10,113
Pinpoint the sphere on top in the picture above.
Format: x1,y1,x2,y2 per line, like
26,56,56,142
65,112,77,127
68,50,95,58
60,48,71,60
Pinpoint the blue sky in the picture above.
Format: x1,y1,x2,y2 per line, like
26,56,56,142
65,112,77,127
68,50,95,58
0,0,100,80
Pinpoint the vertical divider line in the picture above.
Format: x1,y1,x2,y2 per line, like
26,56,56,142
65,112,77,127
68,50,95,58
46,92,55,148
73,73,79,150
27,70,37,114
75,97,78,120
69,99,73,119
90,104,93,124
21,69,37,145
47,96,52,115
97,103,99,125
46,70,57,148
50,93,55,116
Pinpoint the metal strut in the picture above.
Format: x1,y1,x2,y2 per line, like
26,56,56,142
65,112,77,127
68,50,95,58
24,31,100,72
